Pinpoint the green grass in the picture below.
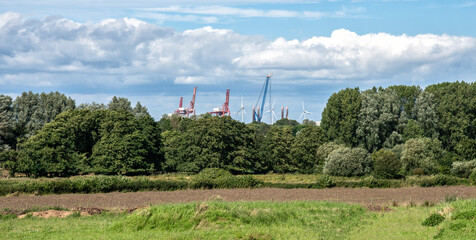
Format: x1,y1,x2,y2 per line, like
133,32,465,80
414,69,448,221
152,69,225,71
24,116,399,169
0,199,475,239
0,201,368,240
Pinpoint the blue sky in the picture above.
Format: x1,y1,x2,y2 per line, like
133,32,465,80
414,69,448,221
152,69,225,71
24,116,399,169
1,0,476,122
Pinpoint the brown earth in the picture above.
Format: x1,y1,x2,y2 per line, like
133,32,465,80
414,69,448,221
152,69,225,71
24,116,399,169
1,186,476,211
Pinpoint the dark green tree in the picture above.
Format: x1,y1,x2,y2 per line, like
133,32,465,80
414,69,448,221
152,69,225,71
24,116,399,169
372,149,402,179
387,85,422,118
265,126,296,173
91,111,161,174
132,101,150,118
0,95,14,151
321,87,361,146
290,126,327,173
108,96,133,112
162,116,262,174
425,81,476,154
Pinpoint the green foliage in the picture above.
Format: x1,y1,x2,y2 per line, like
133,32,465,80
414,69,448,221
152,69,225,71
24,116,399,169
387,85,422,118
14,109,162,177
321,87,361,146
402,119,424,141
162,116,263,174
91,112,160,174
469,171,476,185
413,91,439,139
425,81,476,154
401,138,443,175
265,127,295,173
357,87,405,152
107,96,132,112
316,142,344,168
290,126,327,173
451,160,476,178
372,149,402,179
421,213,445,227
315,175,335,188
414,175,467,187
13,91,75,139
455,138,476,161
132,102,150,118
0,95,14,151
323,147,372,177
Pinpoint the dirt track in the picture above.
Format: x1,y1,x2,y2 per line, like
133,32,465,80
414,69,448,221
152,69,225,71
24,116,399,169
1,186,476,210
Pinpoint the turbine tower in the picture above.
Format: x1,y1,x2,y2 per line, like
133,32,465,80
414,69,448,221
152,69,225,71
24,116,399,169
235,96,246,122
299,101,312,121
265,98,278,124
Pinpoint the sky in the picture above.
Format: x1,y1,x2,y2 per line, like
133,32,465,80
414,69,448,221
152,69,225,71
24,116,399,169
1,0,476,123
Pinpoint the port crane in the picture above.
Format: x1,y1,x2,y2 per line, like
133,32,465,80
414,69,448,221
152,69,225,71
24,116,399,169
173,87,197,117
253,74,272,123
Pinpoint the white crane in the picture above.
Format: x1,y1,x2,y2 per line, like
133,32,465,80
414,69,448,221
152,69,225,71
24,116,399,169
299,101,312,121
235,96,246,122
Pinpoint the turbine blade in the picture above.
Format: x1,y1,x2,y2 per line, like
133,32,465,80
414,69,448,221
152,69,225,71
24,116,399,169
302,101,305,111
299,112,304,120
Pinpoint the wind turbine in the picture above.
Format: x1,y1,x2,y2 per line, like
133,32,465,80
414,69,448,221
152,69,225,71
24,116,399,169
265,98,278,124
235,96,246,122
299,101,312,121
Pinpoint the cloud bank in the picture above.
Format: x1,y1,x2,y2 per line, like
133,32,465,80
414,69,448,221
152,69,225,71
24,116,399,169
1,12,475,89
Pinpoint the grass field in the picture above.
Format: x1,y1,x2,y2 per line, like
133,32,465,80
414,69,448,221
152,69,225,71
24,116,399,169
1,199,474,239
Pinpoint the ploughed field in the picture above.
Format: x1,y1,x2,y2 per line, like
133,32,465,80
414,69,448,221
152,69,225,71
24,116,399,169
1,186,476,210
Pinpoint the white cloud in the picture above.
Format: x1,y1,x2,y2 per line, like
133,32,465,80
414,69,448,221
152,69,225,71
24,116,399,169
1,12,476,89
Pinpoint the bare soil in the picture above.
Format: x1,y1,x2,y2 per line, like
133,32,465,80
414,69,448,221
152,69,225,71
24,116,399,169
1,186,475,211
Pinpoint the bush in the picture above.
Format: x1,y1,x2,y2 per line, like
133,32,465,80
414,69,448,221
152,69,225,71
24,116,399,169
421,213,445,227
195,168,232,180
372,149,402,179
451,160,476,178
469,171,476,185
315,175,335,188
401,138,442,175
416,175,467,187
323,147,372,177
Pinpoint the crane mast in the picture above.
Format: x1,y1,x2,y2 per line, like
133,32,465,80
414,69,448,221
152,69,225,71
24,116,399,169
253,74,272,123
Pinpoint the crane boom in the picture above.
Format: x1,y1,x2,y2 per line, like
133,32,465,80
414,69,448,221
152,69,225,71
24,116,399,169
254,74,272,122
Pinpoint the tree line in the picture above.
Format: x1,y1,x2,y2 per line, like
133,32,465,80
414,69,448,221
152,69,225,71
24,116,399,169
0,81,475,178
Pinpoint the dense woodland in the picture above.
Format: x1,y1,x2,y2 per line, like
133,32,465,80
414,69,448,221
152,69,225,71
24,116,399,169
0,81,475,179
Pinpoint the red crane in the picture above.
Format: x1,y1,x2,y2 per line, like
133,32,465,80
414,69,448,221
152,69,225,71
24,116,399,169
173,87,197,117
186,87,197,117
209,89,230,116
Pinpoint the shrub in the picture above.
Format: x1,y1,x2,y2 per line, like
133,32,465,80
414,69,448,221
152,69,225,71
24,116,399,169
401,138,442,175
316,142,344,169
416,175,467,187
323,147,372,177
421,213,445,227
315,175,335,188
372,149,402,179
451,160,476,178
469,171,476,185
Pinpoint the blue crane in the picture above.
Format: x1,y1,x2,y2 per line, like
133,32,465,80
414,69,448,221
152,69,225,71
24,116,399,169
253,74,272,123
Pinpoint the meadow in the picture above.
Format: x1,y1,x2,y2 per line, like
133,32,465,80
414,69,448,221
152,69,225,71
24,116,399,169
0,199,474,239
